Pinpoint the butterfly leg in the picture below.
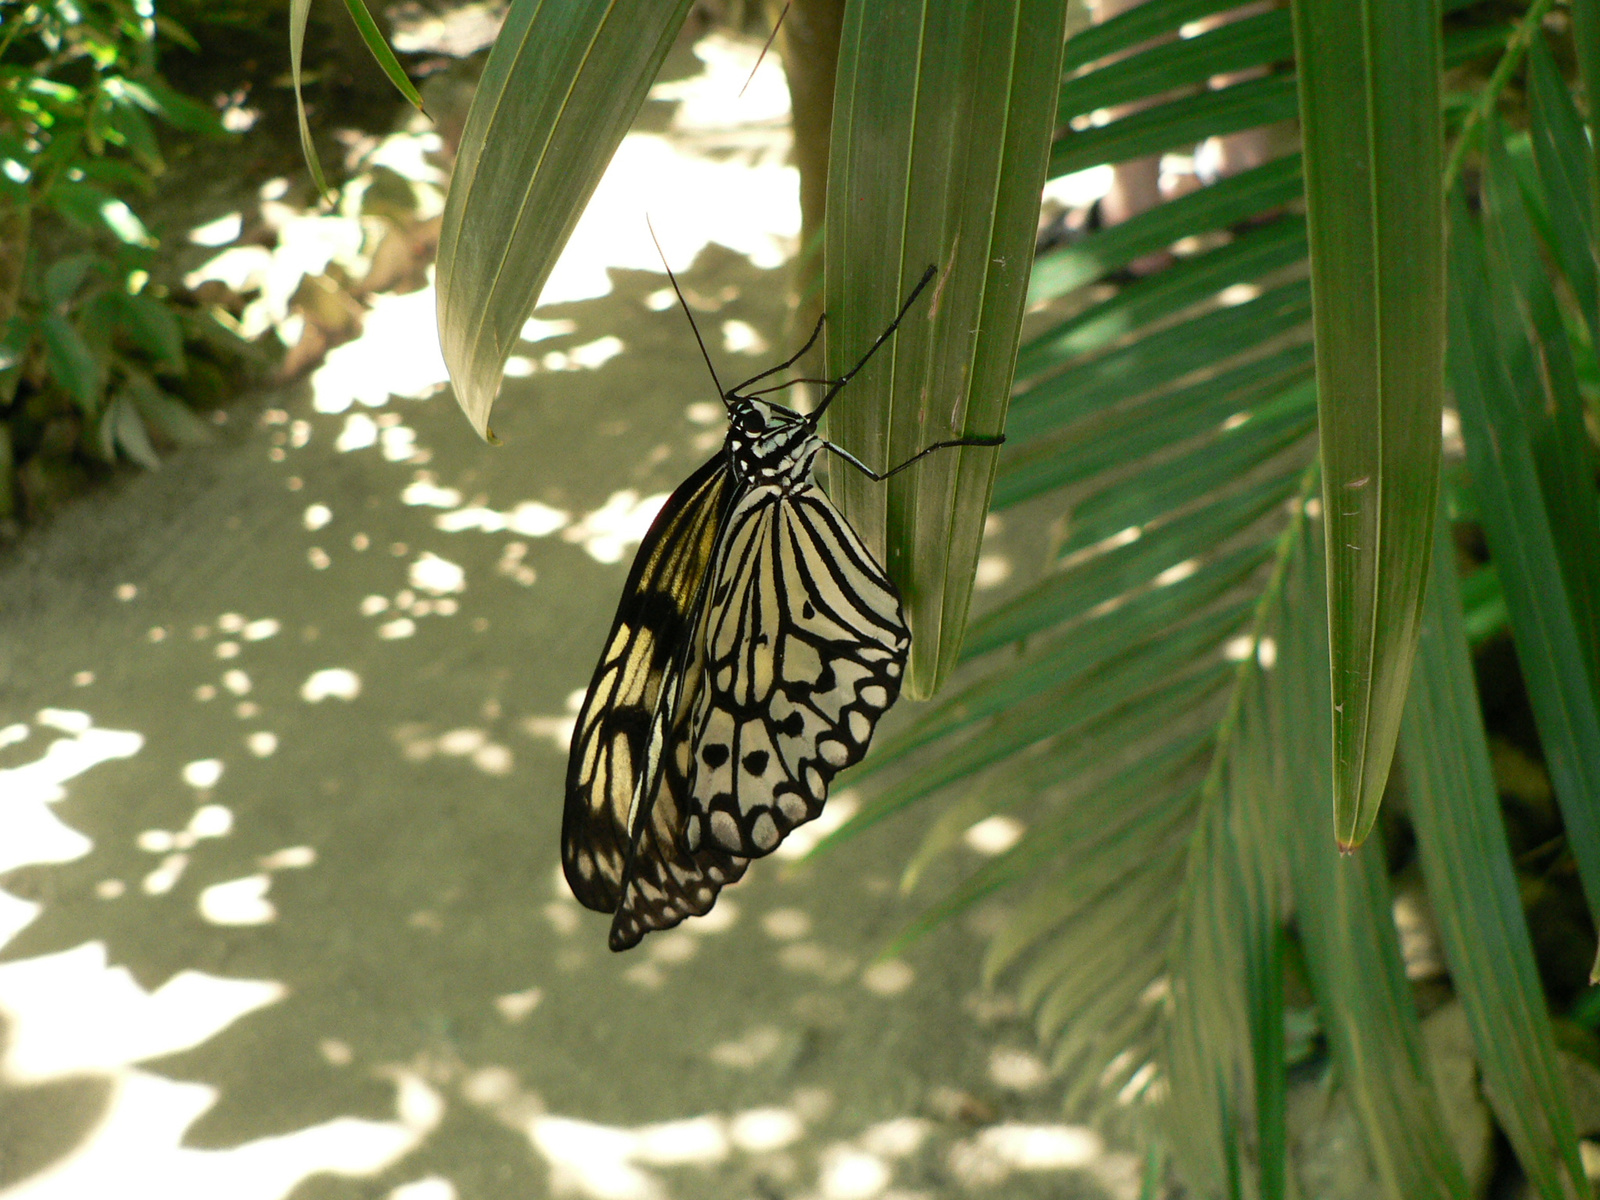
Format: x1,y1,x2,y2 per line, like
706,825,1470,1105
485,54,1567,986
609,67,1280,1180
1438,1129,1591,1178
823,434,1006,482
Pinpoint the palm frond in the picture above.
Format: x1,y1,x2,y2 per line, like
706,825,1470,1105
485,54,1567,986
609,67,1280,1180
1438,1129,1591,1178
819,3,1598,1196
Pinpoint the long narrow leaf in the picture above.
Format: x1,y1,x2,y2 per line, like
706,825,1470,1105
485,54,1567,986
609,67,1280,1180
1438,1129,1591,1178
1017,217,1309,379
1290,0,1445,849
825,0,1069,699
288,0,332,201
1572,0,1600,230
1481,119,1600,698
1448,187,1600,970
1057,7,1292,122
1052,73,1299,181
339,0,427,113
1525,38,1600,365
899,670,1226,893
1281,517,1469,1200
1404,502,1594,1200
1059,0,1241,75
967,473,1295,654
437,0,694,437
1008,279,1311,452
1028,154,1304,303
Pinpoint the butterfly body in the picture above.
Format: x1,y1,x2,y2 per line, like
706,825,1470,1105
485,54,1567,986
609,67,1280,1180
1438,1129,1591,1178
563,391,909,951
561,263,999,951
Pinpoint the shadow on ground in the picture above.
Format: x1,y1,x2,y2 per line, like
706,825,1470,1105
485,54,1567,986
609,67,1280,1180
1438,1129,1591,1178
0,241,1125,1199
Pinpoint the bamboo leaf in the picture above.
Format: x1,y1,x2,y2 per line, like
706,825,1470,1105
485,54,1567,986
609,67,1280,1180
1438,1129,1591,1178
824,0,1070,697
1290,0,1445,849
437,0,695,439
1404,502,1594,1200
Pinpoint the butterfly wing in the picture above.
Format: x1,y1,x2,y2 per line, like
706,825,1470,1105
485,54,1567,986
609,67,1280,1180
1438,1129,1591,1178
605,508,754,951
562,450,735,913
676,482,909,859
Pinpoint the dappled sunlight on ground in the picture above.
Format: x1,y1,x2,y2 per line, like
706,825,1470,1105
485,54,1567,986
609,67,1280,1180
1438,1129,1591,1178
0,26,1129,1200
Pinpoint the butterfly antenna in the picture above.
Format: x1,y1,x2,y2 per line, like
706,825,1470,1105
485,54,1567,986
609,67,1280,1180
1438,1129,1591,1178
739,1,789,99
808,263,937,425
646,215,724,400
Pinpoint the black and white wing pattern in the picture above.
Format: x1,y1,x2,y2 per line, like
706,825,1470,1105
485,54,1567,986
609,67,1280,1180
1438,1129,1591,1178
561,451,737,915
563,264,980,951
674,482,909,861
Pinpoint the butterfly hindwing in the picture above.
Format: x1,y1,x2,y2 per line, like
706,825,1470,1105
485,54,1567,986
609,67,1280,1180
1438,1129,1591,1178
677,482,909,859
561,451,734,913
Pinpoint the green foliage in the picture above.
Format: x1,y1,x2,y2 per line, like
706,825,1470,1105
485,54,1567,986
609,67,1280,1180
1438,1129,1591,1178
810,2,1599,1196
0,0,226,519
414,0,1600,1194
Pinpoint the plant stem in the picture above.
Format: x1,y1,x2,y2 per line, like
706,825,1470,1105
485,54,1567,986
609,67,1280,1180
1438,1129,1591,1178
1443,0,1558,194
1197,458,1321,809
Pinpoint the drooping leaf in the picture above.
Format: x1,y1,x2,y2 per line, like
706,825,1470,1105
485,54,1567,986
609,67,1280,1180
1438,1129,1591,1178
1278,513,1469,1200
114,291,186,371
41,314,104,412
338,0,427,113
1290,0,1445,849
437,0,695,439
824,0,1070,698
110,388,161,469
288,0,333,201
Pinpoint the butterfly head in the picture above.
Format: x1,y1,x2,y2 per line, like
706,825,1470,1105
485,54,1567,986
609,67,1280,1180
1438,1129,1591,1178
724,396,822,488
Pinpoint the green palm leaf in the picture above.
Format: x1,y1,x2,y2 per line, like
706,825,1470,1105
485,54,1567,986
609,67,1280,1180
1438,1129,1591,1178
816,3,1597,1195
823,0,1069,698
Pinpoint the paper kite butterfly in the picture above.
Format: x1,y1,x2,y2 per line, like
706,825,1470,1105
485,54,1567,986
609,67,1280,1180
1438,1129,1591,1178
561,262,1003,950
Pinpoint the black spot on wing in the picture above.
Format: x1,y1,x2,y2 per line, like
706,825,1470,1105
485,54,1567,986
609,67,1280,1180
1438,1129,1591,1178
674,483,910,861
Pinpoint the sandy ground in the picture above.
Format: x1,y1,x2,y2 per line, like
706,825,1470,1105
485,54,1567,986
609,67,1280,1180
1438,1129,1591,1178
0,33,1134,1200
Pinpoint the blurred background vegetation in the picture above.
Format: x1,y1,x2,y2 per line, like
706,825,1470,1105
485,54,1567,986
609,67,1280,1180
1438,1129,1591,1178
6,0,1600,1194
0,0,419,528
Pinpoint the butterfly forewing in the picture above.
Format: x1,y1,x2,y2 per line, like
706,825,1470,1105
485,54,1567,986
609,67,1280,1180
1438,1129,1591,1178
561,452,735,912
677,483,909,859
